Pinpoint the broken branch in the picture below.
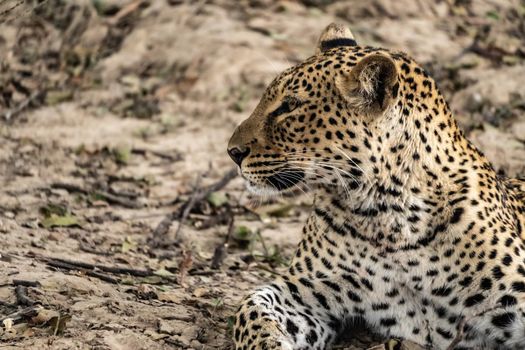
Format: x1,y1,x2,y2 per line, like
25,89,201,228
50,182,143,209
42,257,153,277
15,285,35,306
44,259,120,284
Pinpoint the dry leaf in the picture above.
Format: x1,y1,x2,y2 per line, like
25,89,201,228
2,318,13,331
192,287,208,298
178,250,193,285
158,291,180,303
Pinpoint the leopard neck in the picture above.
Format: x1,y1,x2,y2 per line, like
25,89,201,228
313,94,494,250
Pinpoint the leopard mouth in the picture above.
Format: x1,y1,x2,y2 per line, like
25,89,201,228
266,170,305,191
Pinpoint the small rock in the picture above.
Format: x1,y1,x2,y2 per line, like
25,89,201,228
157,319,190,336
512,121,525,142
165,335,190,348
470,124,525,177
192,287,208,298
158,291,180,303
144,328,169,340
181,325,200,340
190,339,203,350
120,75,142,94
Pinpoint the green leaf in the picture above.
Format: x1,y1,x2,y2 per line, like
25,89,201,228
91,0,124,16
41,214,80,229
45,90,73,105
156,285,170,292
120,277,136,285
207,192,228,208
234,226,253,240
232,226,255,250
486,10,499,20
139,276,163,284
153,268,175,278
112,146,131,165
121,237,137,253
211,298,224,308
40,203,68,218
226,315,236,336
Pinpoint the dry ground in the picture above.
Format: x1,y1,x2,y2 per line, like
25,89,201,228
0,0,524,349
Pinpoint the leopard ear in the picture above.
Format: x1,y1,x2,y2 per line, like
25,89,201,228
315,23,357,54
335,54,398,115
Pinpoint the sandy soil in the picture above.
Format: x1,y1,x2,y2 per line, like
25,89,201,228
0,0,524,349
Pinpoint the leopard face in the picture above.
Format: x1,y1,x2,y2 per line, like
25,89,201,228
228,25,401,198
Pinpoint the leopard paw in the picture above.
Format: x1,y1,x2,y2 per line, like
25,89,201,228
257,338,293,350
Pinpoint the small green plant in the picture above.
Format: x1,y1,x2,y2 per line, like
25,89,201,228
226,315,236,336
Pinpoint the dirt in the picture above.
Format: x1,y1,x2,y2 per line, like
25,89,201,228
0,0,524,349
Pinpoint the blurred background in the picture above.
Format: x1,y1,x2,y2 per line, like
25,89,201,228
0,0,524,349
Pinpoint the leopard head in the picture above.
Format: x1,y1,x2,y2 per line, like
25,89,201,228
227,23,400,197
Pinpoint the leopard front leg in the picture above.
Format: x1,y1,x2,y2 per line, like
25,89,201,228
234,277,340,350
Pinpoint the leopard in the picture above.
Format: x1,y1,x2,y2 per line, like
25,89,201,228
227,23,525,350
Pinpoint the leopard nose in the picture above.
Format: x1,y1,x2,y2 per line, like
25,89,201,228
228,146,250,166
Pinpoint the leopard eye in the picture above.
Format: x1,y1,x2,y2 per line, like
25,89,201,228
286,97,301,112
270,97,302,120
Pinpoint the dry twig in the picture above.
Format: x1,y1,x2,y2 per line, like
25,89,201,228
42,257,153,277
149,166,237,245
0,300,17,308
45,259,120,284
107,0,146,25
131,147,183,162
12,280,40,288
0,305,43,323
50,182,143,209
197,209,232,230
175,175,203,238
210,212,235,269
14,286,35,306
2,91,44,121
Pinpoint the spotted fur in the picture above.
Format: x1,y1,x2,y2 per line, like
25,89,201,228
227,23,525,350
